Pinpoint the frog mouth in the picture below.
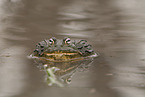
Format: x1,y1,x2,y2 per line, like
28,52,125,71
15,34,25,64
42,51,83,62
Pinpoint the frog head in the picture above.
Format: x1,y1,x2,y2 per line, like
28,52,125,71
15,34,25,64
31,37,97,62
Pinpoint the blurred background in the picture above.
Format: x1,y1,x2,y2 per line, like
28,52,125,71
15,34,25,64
0,0,145,97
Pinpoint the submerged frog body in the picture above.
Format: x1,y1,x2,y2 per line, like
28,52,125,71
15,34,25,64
30,37,97,62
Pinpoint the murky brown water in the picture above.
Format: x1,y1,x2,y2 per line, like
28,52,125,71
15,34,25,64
0,0,145,97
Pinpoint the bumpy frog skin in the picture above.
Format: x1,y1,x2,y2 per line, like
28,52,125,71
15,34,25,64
30,37,97,62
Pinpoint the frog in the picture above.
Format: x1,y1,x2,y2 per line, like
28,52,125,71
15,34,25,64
30,37,97,62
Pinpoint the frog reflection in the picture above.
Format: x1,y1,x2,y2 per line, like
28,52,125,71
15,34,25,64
33,58,94,86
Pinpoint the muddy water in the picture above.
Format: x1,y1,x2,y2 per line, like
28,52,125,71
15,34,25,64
0,0,145,97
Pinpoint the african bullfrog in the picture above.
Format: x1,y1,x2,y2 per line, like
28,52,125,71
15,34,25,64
30,37,97,62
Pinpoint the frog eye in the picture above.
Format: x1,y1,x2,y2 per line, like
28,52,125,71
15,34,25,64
49,37,56,45
49,38,54,44
64,38,71,44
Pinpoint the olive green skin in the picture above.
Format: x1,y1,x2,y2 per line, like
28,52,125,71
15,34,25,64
32,37,97,59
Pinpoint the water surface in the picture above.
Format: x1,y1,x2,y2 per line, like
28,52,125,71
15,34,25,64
0,0,145,97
